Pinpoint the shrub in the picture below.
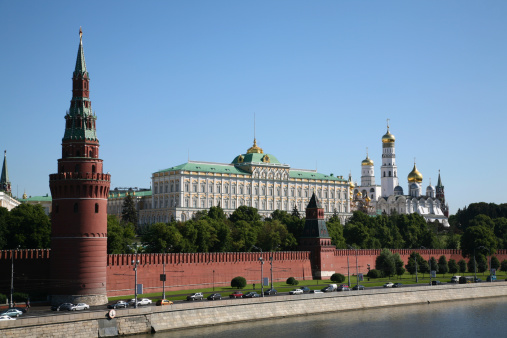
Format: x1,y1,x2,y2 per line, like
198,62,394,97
231,276,247,289
12,292,28,302
330,273,345,283
367,269,382,279
501,260,507,272
286,277,299,285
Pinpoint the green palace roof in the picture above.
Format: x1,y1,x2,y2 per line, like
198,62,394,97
289,170,346,181
156,162,250,175
231,153,281,165
20,195,52,202
108,190,152,198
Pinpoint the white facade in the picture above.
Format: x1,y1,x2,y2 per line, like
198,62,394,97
139,141,352,225
0,191,20,211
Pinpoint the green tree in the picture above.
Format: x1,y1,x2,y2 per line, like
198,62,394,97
291,205,301,218
286,277,299,285
448,259,458,274
6,204,51,249
326,215,346,249
229,206,261,224
231,220,259,252
394,253,406,277
467,255,487,273
0,207,9,249
257,219,296,251
460,223,498,259
405,252,428,277
141,222,183,253
429,257,438,274
500,260,507,272
208,205,227,221
490,256,500,271
458,259,467,273
121,194,138,228
437,255,448,276
375,249,396,277
107,215,136,254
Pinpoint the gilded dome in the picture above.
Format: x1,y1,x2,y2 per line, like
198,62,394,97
349,180,355,188
407,164,423,183
247,139,263,154
361,156,374,166
382,128,395,143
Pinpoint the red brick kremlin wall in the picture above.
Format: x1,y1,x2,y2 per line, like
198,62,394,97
1,249,507,298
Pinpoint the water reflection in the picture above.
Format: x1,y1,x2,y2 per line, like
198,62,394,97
143,297,507,338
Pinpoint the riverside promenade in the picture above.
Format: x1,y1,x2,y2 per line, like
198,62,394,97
1,282,506,337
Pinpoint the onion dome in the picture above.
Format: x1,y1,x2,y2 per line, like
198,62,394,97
349,180,355,188
361,155,374,166
247,138,263,154
426,184,435,193
394,185,404,195
408,163,423,183
382,127,395,143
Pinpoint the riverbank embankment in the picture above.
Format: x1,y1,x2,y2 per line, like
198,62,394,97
1,282,506,337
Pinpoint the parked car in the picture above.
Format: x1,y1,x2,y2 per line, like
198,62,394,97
0,315,15,321
337,285,350,291
70,303,90,311
310,289,324,294
393,283,403,288
129,298,152,306
243,292,260,298
328,284,338,291
289,289,304,295
108,301,129,309
207,293,222,301
186,293,204,301
352,285,365,290
155,299,173,306
229,291,243,299
264,289,277,296
383,282,394,288
57,303,74,311
1,309,23,317
300,286,311,293
321,286,333,293
450,276,461,283
486,276,496,282
431,280,442,285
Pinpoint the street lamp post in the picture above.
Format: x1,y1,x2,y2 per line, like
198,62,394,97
348,245,359,289
270,256,274,290
132,257,140,308
415,257,418,283
10,250,14,308
253,246,264,297
213,270,215,292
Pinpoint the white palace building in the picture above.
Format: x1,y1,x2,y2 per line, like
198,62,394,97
137,139,353,225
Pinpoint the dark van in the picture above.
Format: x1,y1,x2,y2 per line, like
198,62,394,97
459,276,474,284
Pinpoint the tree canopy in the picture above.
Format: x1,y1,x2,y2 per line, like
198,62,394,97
0,204,51,249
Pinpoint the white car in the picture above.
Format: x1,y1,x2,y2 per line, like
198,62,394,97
0,315,16,321
289,289,304,295
70,303,90,311
384,282,394,288
310,290,324,294
130,298,152,306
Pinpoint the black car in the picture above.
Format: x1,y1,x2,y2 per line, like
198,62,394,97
431,280,442,285
352,285,365,290
243,292,260,298
337,285,350,291
392,283,403,288
300,286,311,293
321,286,333,292
207,293,222,301
264,288,277,296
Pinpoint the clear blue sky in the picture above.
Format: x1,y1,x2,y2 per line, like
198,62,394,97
1,1,506,215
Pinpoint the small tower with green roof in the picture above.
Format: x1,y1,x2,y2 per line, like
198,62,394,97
300,192,336,279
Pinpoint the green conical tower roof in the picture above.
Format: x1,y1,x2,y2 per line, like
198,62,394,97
73,27,88,78
1,150,11,194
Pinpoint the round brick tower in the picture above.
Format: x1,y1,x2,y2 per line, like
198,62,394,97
49,28,111,305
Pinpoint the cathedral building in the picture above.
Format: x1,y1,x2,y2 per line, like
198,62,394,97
353,123,449,227
139,139,352,225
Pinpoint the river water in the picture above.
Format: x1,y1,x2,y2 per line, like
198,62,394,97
142,297,507,338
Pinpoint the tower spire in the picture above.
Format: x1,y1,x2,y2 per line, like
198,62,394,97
1,150,11,195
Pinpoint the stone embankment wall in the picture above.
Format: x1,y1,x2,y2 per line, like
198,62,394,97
1,282,506,337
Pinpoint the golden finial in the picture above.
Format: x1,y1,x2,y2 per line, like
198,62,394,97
79,27,83,42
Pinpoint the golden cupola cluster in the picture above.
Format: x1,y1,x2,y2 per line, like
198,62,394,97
361,155,374,166
407,164,423,183
382,127,395,143
246,138,263,154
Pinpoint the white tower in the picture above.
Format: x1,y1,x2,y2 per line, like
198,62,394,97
380,121,399,197
361,149,375,187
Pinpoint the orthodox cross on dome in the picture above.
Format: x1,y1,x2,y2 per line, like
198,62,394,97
387,118,390,129
79,27,82,42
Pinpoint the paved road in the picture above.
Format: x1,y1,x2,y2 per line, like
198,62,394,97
5,281,461,320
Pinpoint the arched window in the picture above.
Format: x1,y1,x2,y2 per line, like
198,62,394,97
383,172,386,177
74,203,79,213
389,171,392,177
60,165,64,173
92,165,96,173
89,150,92,157
75,164,80,172
95,203,99,213
55,204,59,213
